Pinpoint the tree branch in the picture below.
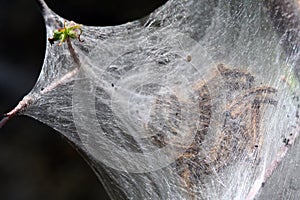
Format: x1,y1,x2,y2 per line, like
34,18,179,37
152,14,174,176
0,39,80,128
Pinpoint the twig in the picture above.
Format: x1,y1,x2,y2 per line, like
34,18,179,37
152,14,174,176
245,126,299,200
41,39,80,95
0,38,80,128
0,95,34,128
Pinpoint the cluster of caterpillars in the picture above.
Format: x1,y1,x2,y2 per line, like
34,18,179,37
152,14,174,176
147,63,278,197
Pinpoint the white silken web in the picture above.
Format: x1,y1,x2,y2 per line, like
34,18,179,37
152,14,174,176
6,0,300,199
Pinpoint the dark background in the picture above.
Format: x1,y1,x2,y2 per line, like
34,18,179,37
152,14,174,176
0,0,166,200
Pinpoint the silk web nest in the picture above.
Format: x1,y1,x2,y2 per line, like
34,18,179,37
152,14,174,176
2,0,300,199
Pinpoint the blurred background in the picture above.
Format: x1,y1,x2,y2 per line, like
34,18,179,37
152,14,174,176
0,0,166,199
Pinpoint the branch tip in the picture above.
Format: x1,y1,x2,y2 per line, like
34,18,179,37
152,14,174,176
0,115,10,129
0,96,34,128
